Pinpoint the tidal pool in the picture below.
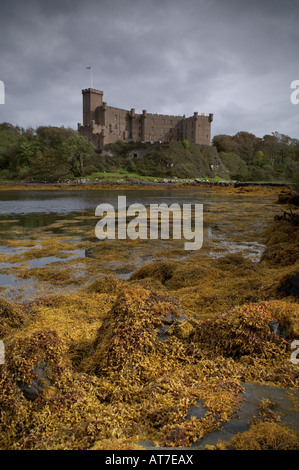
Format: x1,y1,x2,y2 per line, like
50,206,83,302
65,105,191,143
0,188,280,300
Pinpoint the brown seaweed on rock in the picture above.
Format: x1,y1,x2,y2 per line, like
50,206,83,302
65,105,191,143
0,297,26,338
1,202,299,450
193,303,291,358
5,329,68,400
129,260,178,284
82,287,184,377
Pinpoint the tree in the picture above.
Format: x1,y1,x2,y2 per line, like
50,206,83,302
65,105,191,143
16,140,43,167
60,135,96,177
36,126,76,148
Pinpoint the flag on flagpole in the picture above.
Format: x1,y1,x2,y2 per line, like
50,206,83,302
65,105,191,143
86,67,93,88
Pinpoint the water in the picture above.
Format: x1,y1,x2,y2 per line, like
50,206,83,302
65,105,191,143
0,188,278,300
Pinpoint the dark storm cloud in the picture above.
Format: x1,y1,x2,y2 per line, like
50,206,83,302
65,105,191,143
0,0,298,138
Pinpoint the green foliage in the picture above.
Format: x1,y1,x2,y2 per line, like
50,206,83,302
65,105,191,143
213,131,299,182
0,123,98,181
60,135,96,177
219,151,249,181
0,122,298,182
126,141,227,179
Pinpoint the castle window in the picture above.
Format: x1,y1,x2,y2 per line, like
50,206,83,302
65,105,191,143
151,127,154,132
170,120,173,125
162,119,165,125
115,114,118,120
150,135,154,143
162,128,165,133
115,124,117,130
151,118,154,123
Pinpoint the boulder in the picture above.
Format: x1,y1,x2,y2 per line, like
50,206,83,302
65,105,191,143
17,360,52,401
157,310,187,342
278,272,299,297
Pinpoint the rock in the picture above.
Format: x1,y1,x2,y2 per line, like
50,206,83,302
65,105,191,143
157,311,187,342
186,400,208,420
17,360,52,401
189,382,299,449
278,272,299,297
138,382,299,450
268,321,281,336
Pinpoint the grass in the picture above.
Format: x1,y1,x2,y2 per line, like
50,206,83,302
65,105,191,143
85,169,234,183
86,170,164,181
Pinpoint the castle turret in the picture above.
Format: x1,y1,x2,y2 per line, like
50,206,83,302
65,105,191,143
82,88,103,126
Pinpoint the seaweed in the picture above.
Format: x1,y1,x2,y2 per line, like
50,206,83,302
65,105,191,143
0,185,299,450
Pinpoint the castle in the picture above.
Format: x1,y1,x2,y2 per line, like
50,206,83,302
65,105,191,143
78,88,213,150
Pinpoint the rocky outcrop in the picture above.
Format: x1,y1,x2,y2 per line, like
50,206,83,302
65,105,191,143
5,329,67,401
278,272,299,297
84,287,190,376
139,382,299,450
17,360,52,401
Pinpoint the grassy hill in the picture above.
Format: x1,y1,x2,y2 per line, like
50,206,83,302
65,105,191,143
98,141,230,180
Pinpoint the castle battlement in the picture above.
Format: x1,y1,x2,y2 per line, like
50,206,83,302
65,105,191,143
78,88,213,150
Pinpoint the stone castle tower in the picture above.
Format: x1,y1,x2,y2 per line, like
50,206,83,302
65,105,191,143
78,88,213,150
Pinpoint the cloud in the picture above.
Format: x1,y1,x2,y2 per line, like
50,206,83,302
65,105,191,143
0,0,298,138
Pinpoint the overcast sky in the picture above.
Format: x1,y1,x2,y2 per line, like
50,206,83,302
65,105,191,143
0,0,298,139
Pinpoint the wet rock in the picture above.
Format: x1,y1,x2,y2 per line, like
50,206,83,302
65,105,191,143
186,400,208,420
268,321,281,336
190,382,299,449
278,272,299,297
157,310,187,342
17,360,52,401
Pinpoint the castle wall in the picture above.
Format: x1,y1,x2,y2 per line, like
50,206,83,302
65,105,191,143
141,111,183,144
102,106,129,144
78,88,213,150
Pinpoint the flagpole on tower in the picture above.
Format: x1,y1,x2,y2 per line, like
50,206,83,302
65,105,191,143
86,66,93,88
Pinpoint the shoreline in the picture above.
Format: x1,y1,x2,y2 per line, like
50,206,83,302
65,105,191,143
0,178,292,192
